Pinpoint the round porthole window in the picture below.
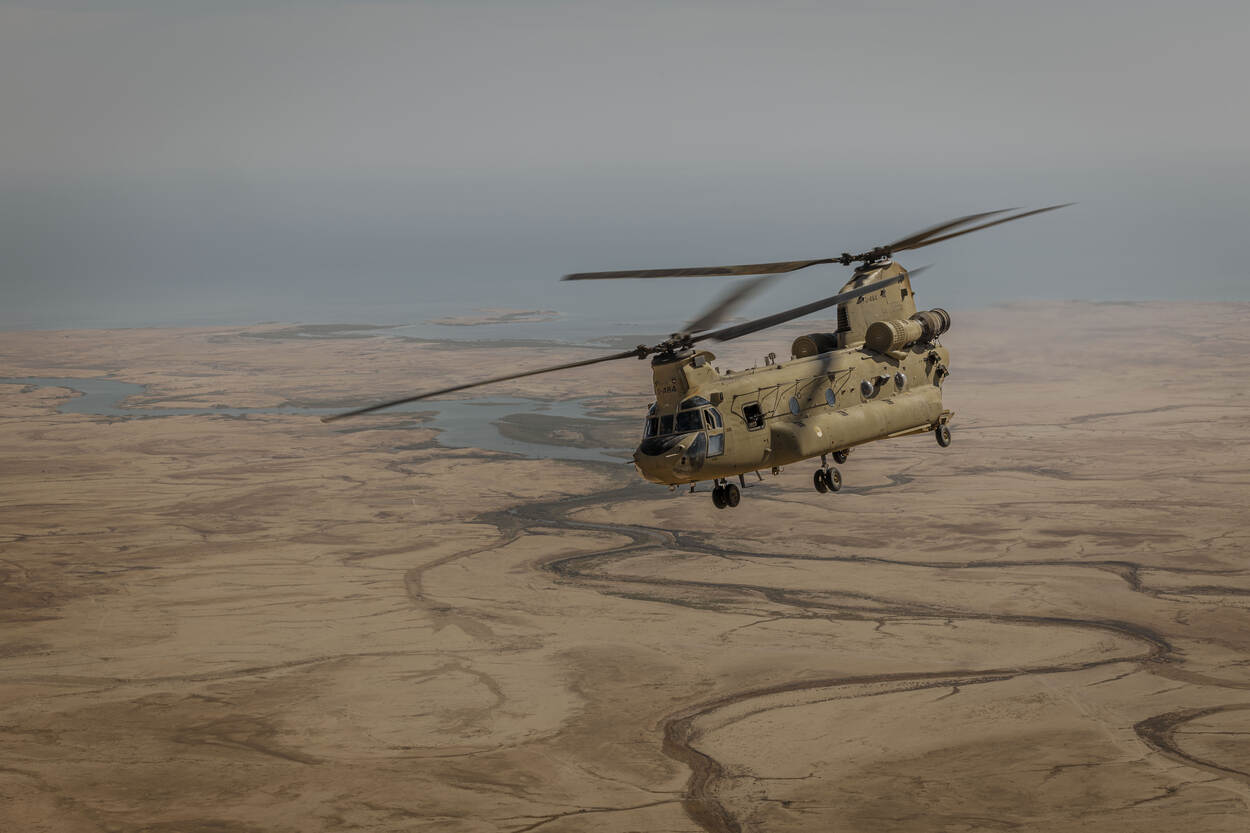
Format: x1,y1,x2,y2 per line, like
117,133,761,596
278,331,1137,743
860,379,874,397
788,396,800,416
895,372,907,389
825,388,837,407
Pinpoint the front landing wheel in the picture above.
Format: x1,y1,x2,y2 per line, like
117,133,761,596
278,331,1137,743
724,482,741,507
825,466,842,492
936,424,952,447
712,485,727,508
813,470,829,494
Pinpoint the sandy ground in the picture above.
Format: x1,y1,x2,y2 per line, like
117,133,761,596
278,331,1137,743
1,301,1248,833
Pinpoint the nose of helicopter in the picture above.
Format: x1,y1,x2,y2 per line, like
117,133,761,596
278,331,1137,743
632,432,705,484
633,439,682,484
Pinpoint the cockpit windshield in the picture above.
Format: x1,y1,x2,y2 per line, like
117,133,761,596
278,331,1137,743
675,410,702,432
643,405,722,438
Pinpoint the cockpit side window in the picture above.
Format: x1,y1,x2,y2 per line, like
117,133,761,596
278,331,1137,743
644,417,659,438
705,407,724,456
708,432,724,456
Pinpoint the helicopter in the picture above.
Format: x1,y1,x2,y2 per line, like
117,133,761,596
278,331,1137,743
325,205,1069,508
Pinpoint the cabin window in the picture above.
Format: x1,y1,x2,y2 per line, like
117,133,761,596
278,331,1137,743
743,403,764,431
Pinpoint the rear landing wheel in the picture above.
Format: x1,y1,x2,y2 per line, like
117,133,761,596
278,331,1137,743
832,449,849,464
936,424,952,447
724,483,741,507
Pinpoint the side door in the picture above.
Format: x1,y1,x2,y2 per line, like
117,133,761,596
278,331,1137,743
703,407,725,458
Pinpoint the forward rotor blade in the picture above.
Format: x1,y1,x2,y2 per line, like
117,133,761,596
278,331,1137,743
697,274,905,344
564,205,1068,280
321,347,648,422
884,208,1015,253
563,258,836,281
894,203,1072,252
682,274,781,334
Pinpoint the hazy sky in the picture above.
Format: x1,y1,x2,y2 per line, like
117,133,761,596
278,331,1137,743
2,0,1247,330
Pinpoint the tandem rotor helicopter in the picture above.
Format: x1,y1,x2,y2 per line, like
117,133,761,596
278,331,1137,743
325,205,1069,508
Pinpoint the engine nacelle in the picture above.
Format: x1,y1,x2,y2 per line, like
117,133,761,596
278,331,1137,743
911,308,951,341
865,308,951,353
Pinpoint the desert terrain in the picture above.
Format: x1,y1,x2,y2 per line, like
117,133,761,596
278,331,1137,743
1,301,1248,833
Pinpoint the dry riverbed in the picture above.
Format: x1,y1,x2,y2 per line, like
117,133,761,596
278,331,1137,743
1,301,1248,832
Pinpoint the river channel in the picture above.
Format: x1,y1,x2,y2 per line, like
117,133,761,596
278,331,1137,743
2,377,627,463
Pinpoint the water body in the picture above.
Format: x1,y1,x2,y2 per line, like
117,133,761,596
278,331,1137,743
1,377,626,463
241,319,667,353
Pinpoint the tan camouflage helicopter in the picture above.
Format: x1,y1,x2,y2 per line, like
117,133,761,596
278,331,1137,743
326,205,1068,508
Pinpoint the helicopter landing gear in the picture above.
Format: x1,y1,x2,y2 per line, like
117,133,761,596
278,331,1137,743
826,466,842,492
813,466,842,494
832,448,850,465
935,424,952,447
711,479,741,509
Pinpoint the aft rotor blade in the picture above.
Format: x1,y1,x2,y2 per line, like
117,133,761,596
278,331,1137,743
698,274,905,343
893,204,1072,252
682,274,781,334
884,208,1015,253
563,257,836,281
321,347,648,422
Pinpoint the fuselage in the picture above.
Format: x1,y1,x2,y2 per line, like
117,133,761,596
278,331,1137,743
631,261,952,486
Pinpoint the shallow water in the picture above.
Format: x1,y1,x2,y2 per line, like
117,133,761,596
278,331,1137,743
1,377,627,463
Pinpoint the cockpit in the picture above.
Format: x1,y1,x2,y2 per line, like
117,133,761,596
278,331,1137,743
643,396,723,438
637,396,725,461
